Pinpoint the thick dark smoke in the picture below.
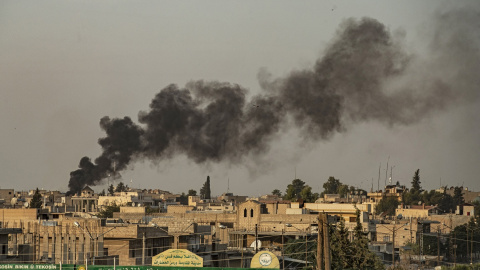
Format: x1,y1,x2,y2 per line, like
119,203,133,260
67,8,480,194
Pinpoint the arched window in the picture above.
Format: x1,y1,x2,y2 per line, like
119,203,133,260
250,209,254,217
244,208,247,217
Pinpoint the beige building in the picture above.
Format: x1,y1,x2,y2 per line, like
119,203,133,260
71,186,98,212
0,189,15,207
0,215,170,265
395,204,439,218
98,191,153,208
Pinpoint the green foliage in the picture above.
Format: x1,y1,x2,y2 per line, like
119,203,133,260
178,192,188,205
402,190,422,206
30,188,43,209
338,184,350,198
145,205,158,214
187,189,197,196
473,200,480,217
200,176,211,199
330,214,384,270
322,176,341,196
272,189,282,197
411,169,422,192
446,217,480,263
284,179,306,201
98,189,106,196
453,186,465,206
108,184,115,195
375,196,400,216
97,202,120,218
299,186,318,203
115,182,128,192
320,177,364,199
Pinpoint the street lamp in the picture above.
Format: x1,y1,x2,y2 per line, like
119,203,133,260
74,221,116,265
74,221,94,266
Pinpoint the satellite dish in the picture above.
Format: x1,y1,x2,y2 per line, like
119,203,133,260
250,240,262,249
132,202,136,207
11,198,17,205
24,202,29,208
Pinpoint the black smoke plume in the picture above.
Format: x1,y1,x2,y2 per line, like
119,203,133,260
67,9,480,195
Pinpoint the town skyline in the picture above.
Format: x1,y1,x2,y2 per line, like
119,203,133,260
1,1,479,196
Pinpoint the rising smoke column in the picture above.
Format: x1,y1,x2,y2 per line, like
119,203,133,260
67,9,480,194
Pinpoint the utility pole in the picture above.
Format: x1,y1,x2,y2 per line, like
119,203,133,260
467,223,469,263
282,230,285,270
392,224,396,267
142,232,145,265
437,229,440,266
323,214,331,270
305,231,308,269
255,224,258,254
317,215,323,270
470,226,473,265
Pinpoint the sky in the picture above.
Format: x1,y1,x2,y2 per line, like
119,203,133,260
1,1,479,197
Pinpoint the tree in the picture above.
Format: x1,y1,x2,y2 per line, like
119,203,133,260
350,209,384,270
375,196,400,216
330,218,352,270
329,213,384,270
271,189,282,197
299,186,318,203
108,184,115,195
188,189,197,196
438,193,455,213
411,169,422,193
322,176,341,196
97,202,120,218
30,188,43,209
115,182,128,192
200,176,211,199
453,186,465,206
98,189,106,196
338,184,350,198
284,179,306,201
178,192,188,205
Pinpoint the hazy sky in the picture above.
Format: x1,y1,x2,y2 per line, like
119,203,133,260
1,1,479,196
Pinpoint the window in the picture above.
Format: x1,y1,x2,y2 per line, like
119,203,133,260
244,208,247,217
250,209,254,217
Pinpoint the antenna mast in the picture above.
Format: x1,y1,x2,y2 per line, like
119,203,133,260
378,163,381,192
385,156,390,187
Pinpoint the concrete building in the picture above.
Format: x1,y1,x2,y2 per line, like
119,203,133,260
98,191,153,208
0,189,15,207
71,186,98,213
396,204,439,218
456,203,475,216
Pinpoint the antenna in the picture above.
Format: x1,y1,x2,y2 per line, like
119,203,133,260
294,166,297,179
113,161,116,187
385,157,389,186
227,178,230,193
378,163,381,192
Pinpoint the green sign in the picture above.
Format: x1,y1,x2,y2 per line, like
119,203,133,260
0,265,271,270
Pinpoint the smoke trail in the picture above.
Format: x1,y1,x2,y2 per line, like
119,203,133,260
67,8,480,194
